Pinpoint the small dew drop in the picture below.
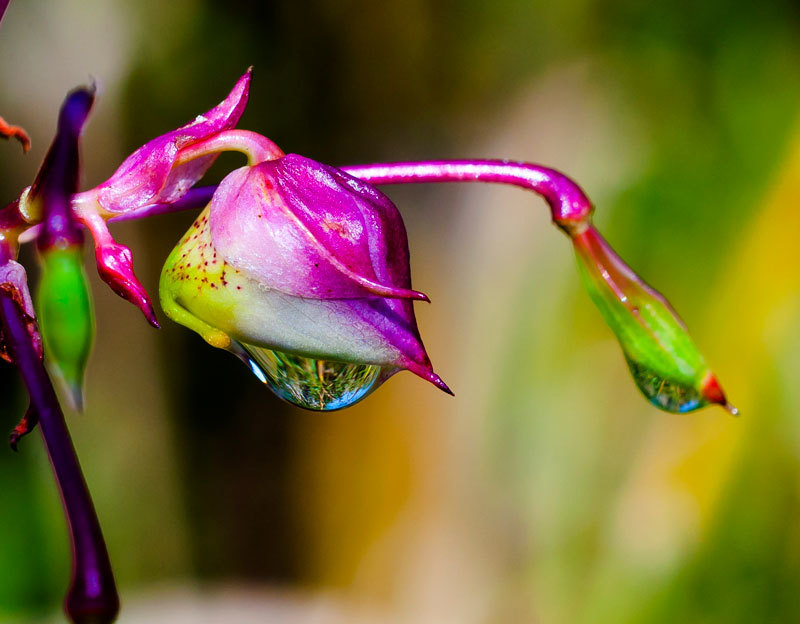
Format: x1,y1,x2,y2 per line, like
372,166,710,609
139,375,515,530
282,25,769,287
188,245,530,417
625,357,706,413
232,341,385,410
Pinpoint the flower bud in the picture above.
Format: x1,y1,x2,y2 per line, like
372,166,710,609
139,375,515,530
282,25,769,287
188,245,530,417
31,86,96,410
160,154,449,410
572,225,734,414
37,246,93,410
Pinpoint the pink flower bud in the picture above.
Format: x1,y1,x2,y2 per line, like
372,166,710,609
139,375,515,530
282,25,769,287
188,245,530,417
160,154,449,410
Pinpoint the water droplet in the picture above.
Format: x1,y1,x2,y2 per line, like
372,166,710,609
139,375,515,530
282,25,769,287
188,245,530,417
625,357,707,413
230,341,386,410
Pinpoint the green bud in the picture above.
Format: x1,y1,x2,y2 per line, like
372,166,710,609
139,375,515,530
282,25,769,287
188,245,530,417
573,225,733,414
37,247,94,410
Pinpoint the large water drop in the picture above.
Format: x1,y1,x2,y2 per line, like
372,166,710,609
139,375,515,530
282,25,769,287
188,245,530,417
625,358,707,413
232,342,386,411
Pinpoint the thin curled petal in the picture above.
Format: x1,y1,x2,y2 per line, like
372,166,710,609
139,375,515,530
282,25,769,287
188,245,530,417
0,115,30,152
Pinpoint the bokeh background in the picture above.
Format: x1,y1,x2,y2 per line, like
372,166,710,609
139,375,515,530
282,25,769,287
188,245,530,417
2,0,800,621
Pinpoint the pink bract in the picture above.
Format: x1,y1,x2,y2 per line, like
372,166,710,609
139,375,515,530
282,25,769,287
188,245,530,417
92,69,252,214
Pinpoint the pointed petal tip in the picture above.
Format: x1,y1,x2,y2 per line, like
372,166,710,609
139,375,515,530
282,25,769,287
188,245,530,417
428,372,454,396
403,361,454,395
95,243,159,327
354,277,431,301
701,372,736,415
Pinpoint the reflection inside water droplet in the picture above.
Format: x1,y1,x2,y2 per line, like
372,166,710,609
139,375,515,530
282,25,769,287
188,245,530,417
230,341,385,410
625,357,707,413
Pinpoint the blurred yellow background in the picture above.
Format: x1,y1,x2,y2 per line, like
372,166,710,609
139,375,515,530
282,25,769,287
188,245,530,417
2,0,800,621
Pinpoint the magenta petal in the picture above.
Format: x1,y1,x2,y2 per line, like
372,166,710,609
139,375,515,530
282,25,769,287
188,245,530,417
94,69,252,214
210,155,429,301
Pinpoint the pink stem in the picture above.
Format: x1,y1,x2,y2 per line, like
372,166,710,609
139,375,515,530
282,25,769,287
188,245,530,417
175,129,284,166
341,160,594,232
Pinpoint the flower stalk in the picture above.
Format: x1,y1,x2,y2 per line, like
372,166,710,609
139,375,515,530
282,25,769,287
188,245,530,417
0,290,118,622
0,84,119,622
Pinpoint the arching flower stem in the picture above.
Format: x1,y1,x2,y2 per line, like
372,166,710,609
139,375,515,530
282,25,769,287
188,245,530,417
341,160,595,232
173,129,284,168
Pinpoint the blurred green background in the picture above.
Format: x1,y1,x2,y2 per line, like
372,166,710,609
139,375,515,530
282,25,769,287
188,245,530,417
2,0,800,621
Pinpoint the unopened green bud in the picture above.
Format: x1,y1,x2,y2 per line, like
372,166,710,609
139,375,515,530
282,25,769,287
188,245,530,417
38,246,94,410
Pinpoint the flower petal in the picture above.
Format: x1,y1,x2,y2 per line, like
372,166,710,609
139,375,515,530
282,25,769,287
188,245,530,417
94,69,252,214
210,155,428,301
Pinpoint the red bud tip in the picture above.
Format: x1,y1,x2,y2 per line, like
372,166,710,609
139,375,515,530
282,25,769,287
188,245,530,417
95,244,159,327
701,372,737,415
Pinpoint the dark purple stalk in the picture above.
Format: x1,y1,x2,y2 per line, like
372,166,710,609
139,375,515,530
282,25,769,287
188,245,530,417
0,290,118,623
0,0,9,24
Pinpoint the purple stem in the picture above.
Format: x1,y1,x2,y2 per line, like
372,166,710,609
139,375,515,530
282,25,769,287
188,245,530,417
106,185,217,223
341,160,594,231
0,0,9,24
0,290,119,622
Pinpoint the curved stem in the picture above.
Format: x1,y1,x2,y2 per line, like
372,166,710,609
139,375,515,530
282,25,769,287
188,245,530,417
0,291,119,622
175,129,283,167
341,160,594,233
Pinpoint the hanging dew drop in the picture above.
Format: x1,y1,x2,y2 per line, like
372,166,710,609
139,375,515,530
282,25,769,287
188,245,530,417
624,357,708,413
229,341,386,410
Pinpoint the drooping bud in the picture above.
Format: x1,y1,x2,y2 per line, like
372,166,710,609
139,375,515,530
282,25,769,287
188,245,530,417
31,86,95,410
572,224,735,414
160,154,449,410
